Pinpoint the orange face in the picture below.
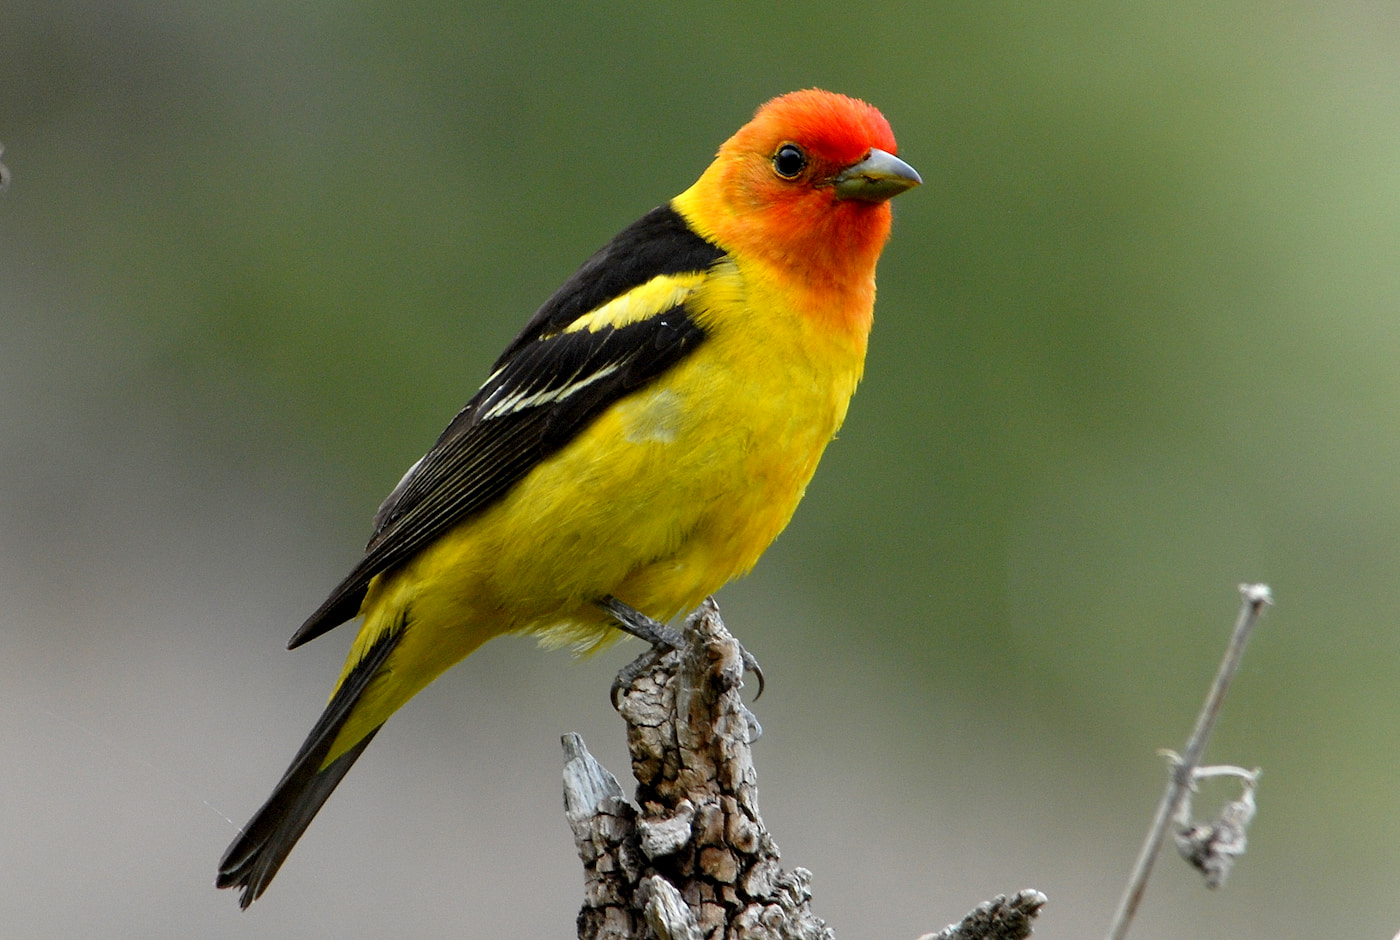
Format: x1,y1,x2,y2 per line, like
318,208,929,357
689,90,916,308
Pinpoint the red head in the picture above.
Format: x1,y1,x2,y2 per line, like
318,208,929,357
675,89,919,332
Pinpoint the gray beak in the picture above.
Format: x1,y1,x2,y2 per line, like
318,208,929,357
832,148,921,202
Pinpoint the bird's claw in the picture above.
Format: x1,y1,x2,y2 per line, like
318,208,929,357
609,644,669,710
739,645,765,700
600,595,765,709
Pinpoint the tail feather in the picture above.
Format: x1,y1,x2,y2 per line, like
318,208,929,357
217,627,400,907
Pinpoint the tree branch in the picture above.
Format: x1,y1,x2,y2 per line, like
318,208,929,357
562,597,1045,939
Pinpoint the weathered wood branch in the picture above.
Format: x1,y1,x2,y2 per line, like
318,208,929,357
562,598,1046,939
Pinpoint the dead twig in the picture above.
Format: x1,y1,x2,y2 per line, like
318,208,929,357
1104,583,1272,940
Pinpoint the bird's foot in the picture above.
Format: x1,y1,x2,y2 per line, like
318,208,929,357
599,595,685,649
599,595,764,709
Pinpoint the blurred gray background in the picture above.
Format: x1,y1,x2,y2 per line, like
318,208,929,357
3,2,1398,937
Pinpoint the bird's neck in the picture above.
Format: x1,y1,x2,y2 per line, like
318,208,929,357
671,186,887,346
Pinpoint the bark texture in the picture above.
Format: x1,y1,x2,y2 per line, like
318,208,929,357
562,598,1044,940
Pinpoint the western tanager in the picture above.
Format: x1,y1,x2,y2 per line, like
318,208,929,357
217,88,919,907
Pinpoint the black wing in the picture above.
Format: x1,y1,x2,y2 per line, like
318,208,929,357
287,203,725,648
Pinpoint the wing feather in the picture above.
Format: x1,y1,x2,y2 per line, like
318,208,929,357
288,204,724,648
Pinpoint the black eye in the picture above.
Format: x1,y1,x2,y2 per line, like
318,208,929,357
772,144,807,179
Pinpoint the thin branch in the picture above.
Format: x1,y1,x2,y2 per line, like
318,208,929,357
1104,583,1272,940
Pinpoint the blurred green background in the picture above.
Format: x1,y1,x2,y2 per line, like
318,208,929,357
3,2,1398,937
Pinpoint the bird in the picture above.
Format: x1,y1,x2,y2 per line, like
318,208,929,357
216,88,919,908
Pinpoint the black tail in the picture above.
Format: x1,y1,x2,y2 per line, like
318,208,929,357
217,628,400,907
